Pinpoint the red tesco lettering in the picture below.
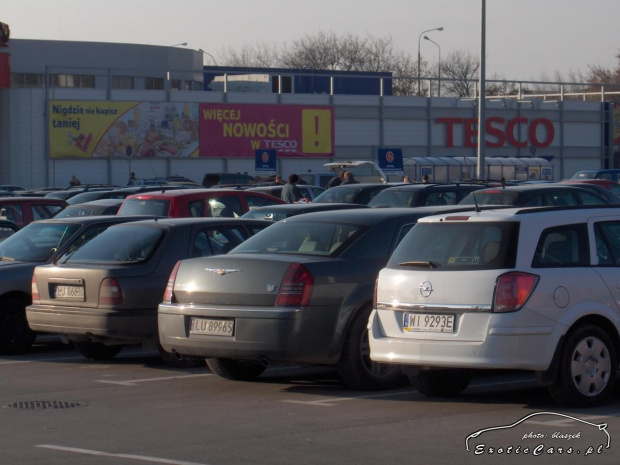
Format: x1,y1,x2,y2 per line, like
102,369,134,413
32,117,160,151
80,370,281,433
437,117,554,148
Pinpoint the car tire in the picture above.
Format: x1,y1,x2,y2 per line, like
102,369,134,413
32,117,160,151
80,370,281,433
0,296,37,355
206,358,266,381
408,369,472,397
73,341,123,360
158,343,205,368
547,324,617,407
337,306,404,390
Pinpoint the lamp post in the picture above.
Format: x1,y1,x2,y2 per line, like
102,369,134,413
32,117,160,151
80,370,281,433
170,42,187,47
424,36,441,97
199,48,217,66
417,27,443,96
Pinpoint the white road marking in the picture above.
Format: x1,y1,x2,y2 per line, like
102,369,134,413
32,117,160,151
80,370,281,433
37,445,209,465
281,388,414,406
95,373,213,386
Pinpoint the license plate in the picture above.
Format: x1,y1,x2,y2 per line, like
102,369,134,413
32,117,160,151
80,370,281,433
189,317,234,336
403,313,454,333
55,285,84,300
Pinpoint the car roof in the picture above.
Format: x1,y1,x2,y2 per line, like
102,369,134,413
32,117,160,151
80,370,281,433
477,184,596,192
31,214,155,226
279,205,487,225
70,198,125,207
107,217,273,228
124,188,244,199
247,202,368,213
0,197,68,205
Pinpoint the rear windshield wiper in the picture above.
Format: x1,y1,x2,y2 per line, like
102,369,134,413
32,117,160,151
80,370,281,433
398,260,437,268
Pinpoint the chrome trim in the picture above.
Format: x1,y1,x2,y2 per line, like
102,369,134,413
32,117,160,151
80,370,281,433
376,302,492,313
204,268,241,276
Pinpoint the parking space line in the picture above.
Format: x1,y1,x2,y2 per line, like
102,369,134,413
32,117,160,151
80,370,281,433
37,445,209,465
281,388,413,406
95,373,213,386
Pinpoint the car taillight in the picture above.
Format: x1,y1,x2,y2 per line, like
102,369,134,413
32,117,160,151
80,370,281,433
493,272,538,313
162,261,181,304
31,275,40,302
99,278,123,305
275,263,314,307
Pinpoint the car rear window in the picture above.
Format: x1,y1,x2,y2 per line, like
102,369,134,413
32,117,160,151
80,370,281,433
0,223,81,262
368,190,417,208
460,191,520,205
60,225,164,264
118,198,170,216
388,221,519,270
231,220,361,256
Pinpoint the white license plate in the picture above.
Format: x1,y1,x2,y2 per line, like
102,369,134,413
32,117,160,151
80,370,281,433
403,313,455,333
189,317,234,336
55,285,84,300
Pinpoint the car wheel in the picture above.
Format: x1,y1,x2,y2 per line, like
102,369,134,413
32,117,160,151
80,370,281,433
337,306,404,390
547,324,617,407
73,341,123,360
158,343,205,368
408,370,472,397
0,296,37,355
206,358,266,381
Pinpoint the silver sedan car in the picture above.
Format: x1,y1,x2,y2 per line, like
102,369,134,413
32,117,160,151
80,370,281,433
158,207,475,390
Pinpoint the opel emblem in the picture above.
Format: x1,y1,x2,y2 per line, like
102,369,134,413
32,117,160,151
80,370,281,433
420,281,433,298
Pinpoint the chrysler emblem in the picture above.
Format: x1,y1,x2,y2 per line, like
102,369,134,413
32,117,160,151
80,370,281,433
266,284,277,292
419,281,433,298
205,268,241,276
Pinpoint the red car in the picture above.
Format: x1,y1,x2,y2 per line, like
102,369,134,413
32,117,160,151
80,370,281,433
117,188,285,218
0,197,68,227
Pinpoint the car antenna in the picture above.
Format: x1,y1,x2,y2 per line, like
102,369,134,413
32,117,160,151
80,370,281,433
472,190,481,213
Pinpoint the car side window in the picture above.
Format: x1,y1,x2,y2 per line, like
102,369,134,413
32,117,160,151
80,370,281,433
594,222,620,266
188,199,206,217
0,205,24,226
192,227,247,257
209,196,242,218
425,192,457,206
532,224,588,267
577,191,608,205
245,194,283,209
32,204,65,221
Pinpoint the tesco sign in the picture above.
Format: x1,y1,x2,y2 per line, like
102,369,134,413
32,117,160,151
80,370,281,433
437,117,555,148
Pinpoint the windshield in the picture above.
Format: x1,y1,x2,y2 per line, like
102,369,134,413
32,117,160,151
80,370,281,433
0,222,81,262
60,225,164,264
388,221,519,270
232,220,360,256
118,198,170,216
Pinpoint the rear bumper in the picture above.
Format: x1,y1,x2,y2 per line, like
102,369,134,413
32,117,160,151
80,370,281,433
368,309,564,371
157,302,341,364
26,304,156,344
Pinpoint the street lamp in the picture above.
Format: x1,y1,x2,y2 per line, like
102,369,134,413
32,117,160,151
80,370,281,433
170,42,187,47
199,48,217,66
424,36,441,97
417,27,443,96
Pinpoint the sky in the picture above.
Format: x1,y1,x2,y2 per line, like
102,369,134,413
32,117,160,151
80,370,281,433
3,0,619,82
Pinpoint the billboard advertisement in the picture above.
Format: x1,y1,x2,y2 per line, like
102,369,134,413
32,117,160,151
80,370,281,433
199,103,334,158
49,101,200,158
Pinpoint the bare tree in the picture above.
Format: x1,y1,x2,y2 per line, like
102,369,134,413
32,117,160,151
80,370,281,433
218,43,279,67
437,49,480,97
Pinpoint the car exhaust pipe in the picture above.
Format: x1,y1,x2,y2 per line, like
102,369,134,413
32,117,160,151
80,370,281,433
172,349,184,360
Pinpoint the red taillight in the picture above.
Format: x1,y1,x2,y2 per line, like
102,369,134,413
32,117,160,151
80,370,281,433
275,263,314,307
493,272,538,313
162,261,181,304
31,275,40,302
99,278,123,305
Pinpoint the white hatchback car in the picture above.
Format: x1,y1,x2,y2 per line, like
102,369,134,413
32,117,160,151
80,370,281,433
369,206,620,407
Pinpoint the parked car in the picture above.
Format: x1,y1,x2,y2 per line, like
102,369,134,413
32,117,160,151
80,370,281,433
0,215,150,354
571,169,620,182
368,183,487,208
560,179,620,203
458,184,610,207
27,217,271,365
247,185,326,202
52,199,125,218
202,173,256,188
0,197,68,227
158,206,481,390
0,190,17,198
66,185,189,205
312,183,395,205
0,219,19,241
369,205,620,407
241,202,369,222
0,184,28,193
45,185,117,201
117,188,285,218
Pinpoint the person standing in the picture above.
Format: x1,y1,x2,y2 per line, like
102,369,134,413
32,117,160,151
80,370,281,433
128,172,137,185
327,171,344,188
70,175,81,186
281,174,302,203
271,175,284,185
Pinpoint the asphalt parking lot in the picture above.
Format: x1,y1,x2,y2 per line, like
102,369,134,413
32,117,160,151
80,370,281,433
3,337,620,465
